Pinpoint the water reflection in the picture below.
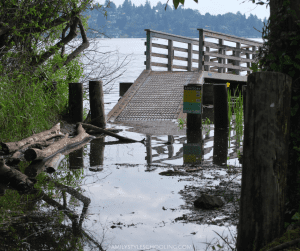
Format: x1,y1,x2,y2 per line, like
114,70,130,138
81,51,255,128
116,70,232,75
213,128,229,166
90,137,105,167
184,129,203,165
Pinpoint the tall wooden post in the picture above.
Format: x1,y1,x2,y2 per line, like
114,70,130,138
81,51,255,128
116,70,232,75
198,29,204,72
218,39,224,73
187,43,192,71
168,39,173,71
69,83,83,123
242,85,247,123
237,72,292,251
213,84,228,129
89,80,106,129
145,29,152,70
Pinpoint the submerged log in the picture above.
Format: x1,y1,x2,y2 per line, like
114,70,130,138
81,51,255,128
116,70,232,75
24,124,95,161
0,158,35,193
1,123,62,154
79,122,145,143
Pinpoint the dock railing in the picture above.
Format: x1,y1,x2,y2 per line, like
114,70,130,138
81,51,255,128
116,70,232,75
144,28,264,76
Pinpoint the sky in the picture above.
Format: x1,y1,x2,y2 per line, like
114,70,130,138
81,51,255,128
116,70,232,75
95,0,270,21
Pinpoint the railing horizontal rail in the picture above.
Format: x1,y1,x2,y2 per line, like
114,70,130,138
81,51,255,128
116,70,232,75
144,28,263,74
144,29,199,45
203,41,258,55
199,28,263,47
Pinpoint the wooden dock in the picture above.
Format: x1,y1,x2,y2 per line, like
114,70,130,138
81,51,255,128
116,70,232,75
107,28,263,122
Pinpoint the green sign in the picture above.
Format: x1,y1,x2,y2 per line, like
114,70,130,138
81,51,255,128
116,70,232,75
183,85,202,114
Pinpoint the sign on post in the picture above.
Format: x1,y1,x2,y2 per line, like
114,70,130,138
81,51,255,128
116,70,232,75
183,85,202,114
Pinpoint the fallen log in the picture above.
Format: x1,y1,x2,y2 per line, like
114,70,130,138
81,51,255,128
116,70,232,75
24,124,95,161
79,123,145,143
1,123,62,154
0,158,36,193
25,137,95,177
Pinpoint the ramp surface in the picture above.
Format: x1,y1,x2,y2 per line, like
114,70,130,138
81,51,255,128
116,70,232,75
107,70,203,122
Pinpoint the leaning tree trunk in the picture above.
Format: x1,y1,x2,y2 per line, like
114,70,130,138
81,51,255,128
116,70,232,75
236,72,292,251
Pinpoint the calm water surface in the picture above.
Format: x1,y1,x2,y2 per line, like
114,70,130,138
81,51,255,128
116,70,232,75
63,38,262,250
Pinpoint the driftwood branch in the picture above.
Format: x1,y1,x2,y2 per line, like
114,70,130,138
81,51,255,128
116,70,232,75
24,124,95,161
1,123,62,154
25,136,95,177
79,122,145,143
0,158,35,193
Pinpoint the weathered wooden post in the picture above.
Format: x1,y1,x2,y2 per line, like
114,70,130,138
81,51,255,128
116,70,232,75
242,85,247,122
198,29,204,71
168,39,173,71
89,80,106,129
203,83,214,105
145,29,152,70
213,84,228,128
119,82,133,97
69,83,83,123
237,72,292,251
213,128,229,166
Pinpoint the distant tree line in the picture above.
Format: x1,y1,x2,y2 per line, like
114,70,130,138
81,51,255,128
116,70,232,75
83,0,268,38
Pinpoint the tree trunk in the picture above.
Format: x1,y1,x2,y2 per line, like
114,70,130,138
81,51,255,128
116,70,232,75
1,123,61,154
24,124,95,161
236,72,292,251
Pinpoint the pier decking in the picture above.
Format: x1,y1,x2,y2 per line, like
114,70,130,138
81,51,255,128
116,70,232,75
107,28,263,122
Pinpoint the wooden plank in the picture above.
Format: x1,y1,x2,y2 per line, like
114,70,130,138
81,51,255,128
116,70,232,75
204,51,255,64
145,29,199,45
172,64,188,70
198,28,263,47
204,41,259,55
204,60,251,71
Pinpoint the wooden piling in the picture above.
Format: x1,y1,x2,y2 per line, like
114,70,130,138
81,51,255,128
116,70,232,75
185,84,202,130
242,85,247,122
89,80,106,129
213,84,228,128
119,82,133,97
236,72,292,251
69,83,83,123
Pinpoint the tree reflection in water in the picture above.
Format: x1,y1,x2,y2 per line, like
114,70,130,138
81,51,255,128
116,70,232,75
0,146,106,251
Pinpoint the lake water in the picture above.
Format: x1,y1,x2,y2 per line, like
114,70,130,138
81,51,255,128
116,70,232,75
69,37,264,250
1,37,263,250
